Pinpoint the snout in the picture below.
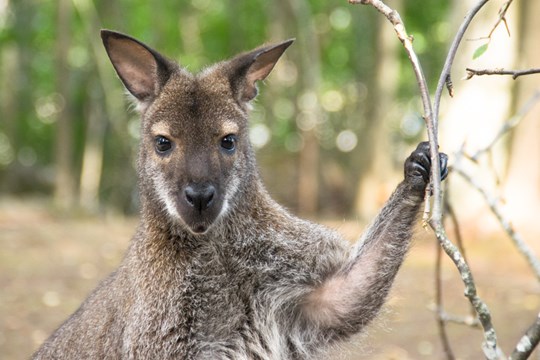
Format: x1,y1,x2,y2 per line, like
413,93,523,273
184,184,216,213
178,182,222,234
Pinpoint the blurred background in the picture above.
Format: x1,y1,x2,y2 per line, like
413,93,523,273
1,0,540,358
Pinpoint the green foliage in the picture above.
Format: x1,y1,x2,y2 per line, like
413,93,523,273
400,0,451,98
472,42,489,59
0,0,452,212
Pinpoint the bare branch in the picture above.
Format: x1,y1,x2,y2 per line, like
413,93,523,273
431,223,502,359
454,166,540,282
433,0,490,118
349,1,504,357
435,241,457,360
468,0,515,42
455,92,540,284
465,67,540,80
445,90,540,358
487,0,514,39
444,192,477,320
469,90,540,161
432,305,482,328
510,313,540,360
349,0,442,237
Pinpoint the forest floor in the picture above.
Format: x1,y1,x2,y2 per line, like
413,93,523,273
1,197,539,359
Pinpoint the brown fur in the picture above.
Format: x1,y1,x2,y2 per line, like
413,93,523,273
32,30,447,359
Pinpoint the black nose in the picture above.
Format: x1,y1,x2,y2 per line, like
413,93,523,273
184,184,216,212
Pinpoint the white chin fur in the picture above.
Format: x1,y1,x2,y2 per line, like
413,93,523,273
154,172,235,233
153,172,181,220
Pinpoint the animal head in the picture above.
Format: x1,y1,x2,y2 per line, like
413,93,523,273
101,30,293,234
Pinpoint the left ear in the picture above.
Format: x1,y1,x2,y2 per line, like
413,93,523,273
100,30,177,112
227,39,294,103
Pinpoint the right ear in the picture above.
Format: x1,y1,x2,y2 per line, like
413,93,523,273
100,30,175,110
226,39,294,104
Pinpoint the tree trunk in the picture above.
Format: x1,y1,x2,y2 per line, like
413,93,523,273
53,0,75,210
0,45,18,189
79,80,106,212
73,0,133,211
354,3,401,221
440,0,517,222
503,0,540,232
4,0,34,192
285,0,322,216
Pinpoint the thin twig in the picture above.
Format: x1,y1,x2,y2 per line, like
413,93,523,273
431,7,494,353
435,238,457,360
435,186,455,359
465,67,540,80
444,191,476,320
468,0,515,42
453,92,540,283
348,0,441,231
433,0,490,123
349,1,501,357
487,0,514,39
469,90,540,161
454,166,540,282
434,307,482,328
433,225,502,359
510,312,540,360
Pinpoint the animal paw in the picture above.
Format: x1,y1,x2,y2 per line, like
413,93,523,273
404,141,448,192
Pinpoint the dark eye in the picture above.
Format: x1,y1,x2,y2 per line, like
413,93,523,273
155,136,172,153
221,134,237,152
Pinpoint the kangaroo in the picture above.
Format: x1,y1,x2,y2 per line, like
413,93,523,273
33,30,448,359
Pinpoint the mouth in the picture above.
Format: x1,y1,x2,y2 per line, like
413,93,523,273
178,205,219,235
190,223,210,235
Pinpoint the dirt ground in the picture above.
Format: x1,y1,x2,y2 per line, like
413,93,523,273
1,197,539,359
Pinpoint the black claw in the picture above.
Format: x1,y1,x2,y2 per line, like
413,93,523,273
410,162,429,182
440,153,449,181
404,141,448,192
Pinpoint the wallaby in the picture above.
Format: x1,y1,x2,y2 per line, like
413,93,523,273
33,30,448,359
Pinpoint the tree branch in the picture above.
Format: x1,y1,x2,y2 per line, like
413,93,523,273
348,0,441,229
455,93,540,283
435,242,457,360
349,1,503,358
487,0,514,39
510,313,540,360
432,305,482,328
468,90,540,161
465,67,540,80
435,201,483,360
432,224,502,359
468,0,514,42
433,0,490,120
454,166,540,282
444,190,477,320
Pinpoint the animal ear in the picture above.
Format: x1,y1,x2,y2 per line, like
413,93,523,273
228,39,294,103
100,30,175,110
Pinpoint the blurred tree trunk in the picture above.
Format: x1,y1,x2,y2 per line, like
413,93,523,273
227,0,242,52
0,45,17,191
504,0,540,230
4,0,33,191
75,0,106,212
179,11,203,58
354,1,401,221
53,0,75,210
440,0,517,221
79,80,106,212
74,0,133,211
278,0,322,216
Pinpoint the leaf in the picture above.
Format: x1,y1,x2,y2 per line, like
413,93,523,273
473,43,489,60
